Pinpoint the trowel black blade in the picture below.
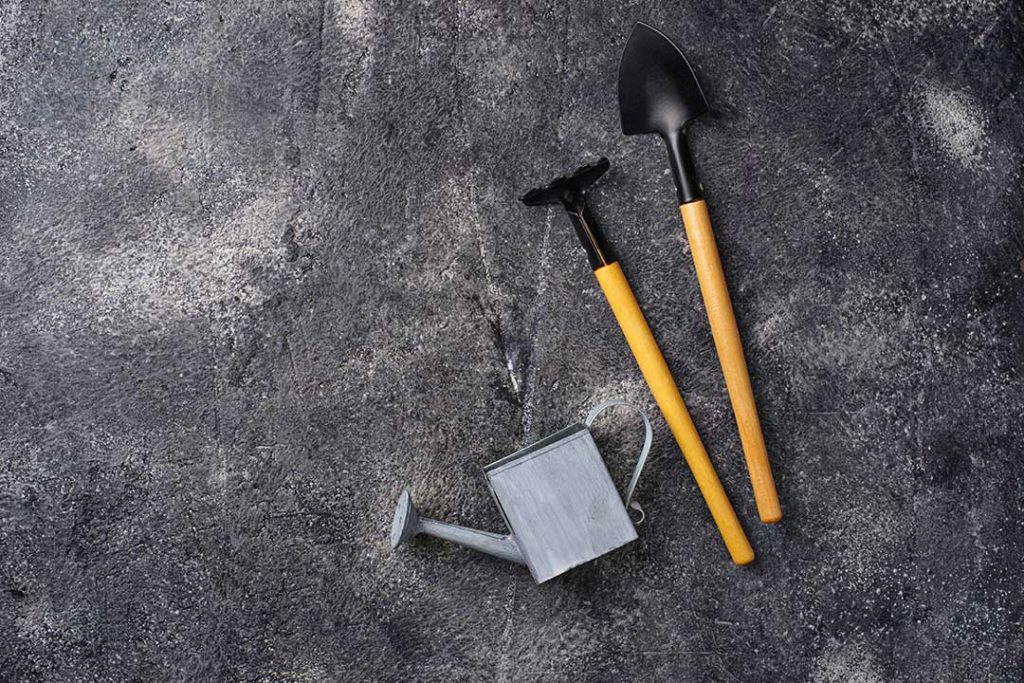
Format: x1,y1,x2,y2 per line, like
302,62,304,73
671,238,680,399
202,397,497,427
617,22,708,136
617,21,709,203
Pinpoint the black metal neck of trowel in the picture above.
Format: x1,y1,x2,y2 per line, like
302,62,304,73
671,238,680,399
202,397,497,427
564,196,614,270
664,129,703,204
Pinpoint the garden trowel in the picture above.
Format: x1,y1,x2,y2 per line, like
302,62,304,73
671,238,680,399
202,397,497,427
618,21,782,523
522,159,754,565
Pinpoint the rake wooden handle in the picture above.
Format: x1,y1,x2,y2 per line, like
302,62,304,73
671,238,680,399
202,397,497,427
680,200,782,523
594,261,754,565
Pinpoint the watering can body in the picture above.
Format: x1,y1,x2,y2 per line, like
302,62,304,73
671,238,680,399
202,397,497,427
486,423,638,582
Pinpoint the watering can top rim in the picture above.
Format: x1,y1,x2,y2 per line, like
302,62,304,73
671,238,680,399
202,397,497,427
484,423,588,476
483,400,652,513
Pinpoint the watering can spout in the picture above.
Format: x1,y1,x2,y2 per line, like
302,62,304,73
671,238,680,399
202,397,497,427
390,491,525,566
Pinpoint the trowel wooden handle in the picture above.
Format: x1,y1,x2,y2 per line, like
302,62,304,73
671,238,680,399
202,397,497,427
594,261,754,565
679,200,782,523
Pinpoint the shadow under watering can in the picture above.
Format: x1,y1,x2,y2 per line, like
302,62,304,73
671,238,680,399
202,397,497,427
391,400,652,583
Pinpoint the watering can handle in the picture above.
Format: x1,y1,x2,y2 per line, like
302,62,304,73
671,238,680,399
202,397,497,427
585,399,653,524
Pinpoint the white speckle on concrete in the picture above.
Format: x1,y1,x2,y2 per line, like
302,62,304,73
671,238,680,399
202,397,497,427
31,184,295,334
505,355,520,395
811,641,885,683
587,377,650,411
95,189,293,317
332,0,376,108
334,0,371,32
917,83,989,169
825,0,1007,41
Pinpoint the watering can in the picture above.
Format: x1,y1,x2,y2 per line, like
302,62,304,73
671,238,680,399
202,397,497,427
390,400,652,583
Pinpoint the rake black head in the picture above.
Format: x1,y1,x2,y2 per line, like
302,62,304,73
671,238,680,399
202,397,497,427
520,158,615,270
521,158,610,210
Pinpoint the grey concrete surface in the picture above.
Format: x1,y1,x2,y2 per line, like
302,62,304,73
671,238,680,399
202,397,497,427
1,1,1022,681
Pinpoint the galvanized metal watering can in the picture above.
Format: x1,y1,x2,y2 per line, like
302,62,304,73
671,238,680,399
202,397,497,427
391,400,652,583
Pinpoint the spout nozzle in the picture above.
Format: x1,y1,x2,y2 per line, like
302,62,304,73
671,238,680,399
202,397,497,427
388,490,526,566
390,490,421,549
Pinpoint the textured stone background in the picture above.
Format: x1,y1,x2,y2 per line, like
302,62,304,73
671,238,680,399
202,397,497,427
1,1,1022,681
